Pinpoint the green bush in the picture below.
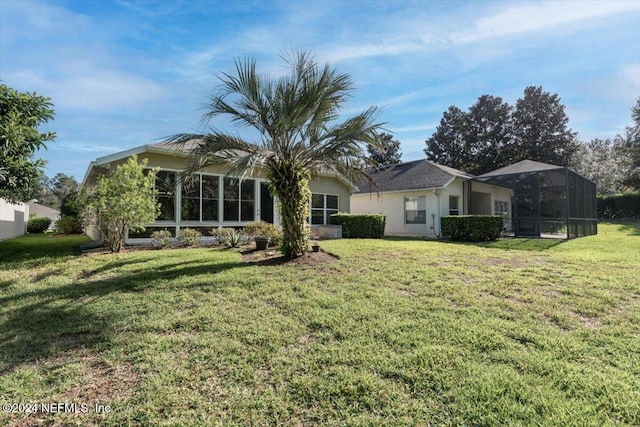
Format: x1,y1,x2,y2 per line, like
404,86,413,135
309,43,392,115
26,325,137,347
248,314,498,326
441,215,504,241
244,221,282,246
329,213,385,238
178,228,202,247
597,193,640,219
150,230,173,248
56,215,83,234
27,216,52,233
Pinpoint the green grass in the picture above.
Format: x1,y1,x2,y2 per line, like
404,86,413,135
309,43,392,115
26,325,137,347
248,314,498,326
1,223,639,426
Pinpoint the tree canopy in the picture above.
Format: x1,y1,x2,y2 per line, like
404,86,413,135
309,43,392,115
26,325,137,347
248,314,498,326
367,132,402,168
166,52,383,258
425,87,578,175
0,83,56,203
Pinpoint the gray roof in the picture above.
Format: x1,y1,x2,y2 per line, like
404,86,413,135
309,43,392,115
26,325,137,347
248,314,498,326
354,160,474,194
476,159,563,178
27,203,60,219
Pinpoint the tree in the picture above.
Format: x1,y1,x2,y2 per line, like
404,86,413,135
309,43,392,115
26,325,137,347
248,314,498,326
571,137,625,195
424,96,512,175
83,156,160,253
0,83,56,203
166,52,383,258
619,98,640,190
367,132,402,168
424,105,470,171
511,86,578,166
36,172,78,209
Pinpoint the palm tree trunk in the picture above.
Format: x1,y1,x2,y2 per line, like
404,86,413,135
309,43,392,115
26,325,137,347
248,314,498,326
268,161,311,258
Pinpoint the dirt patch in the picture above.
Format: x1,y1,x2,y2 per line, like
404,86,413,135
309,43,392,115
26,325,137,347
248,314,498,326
241,247,338,267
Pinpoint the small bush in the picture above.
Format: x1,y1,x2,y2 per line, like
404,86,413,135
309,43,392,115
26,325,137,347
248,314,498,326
228,229,245,248
27,216,52,234
178,228,202,247
210,228,231,245
597,193,640,219
56,216,83,234
150,230,173,248
329,213,385,238
441,215,504,241
244,221,282,246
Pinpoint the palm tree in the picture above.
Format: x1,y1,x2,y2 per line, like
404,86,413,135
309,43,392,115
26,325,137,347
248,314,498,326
166,52,383,258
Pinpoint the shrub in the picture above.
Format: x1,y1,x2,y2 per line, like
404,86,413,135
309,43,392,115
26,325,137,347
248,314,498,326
210,228,231,245
27,216,52,233
329,213,385,238
227,229,245,248
244,221,282,246
56,215,83,234
150,230,173,248
178,228,202,247
441,215,504,241
597,193,640,219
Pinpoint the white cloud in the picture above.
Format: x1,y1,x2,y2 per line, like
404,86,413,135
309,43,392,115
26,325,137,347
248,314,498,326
619,64,640,90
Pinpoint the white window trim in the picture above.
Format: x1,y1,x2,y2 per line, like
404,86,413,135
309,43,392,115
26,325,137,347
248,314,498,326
405,196,427,224
310,193,340,225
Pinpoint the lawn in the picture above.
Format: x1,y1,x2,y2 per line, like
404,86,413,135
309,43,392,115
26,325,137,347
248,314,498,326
1,223,639,426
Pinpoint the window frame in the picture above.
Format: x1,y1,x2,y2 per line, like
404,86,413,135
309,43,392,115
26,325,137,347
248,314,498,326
310,193,340,225
449,195,460,216
405,196,427,224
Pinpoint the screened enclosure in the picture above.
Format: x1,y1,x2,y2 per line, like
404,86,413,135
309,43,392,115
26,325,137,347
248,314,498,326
474,160,597,239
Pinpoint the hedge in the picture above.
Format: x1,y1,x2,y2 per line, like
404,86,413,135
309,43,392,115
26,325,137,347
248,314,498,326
56,216,83,234
329,213,386,238
27,216,52,234
441,215,504,242
597,193,640,219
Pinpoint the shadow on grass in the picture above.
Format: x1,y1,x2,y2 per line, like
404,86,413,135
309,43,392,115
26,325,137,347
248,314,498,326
606,221,640,236
440,237,566,252
0,234,92,267
0,250,256,374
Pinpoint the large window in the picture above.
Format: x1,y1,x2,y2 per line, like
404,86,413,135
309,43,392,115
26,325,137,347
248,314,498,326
223,178,255,222
405,196,426,224
311,193,339,225
181,174,220,222
449,196,460,216
156,171,176,221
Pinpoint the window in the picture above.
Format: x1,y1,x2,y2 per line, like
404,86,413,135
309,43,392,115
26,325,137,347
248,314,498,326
202,175,219,221
405,196,426,224
223,178,255,222
181,176,200,221
311,193,339,225
156,171,176,221
449,196,460,216
494,201,508,216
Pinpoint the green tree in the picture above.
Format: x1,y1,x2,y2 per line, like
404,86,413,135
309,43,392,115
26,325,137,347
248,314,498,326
166,52,383,258
0,83,56,202
511,86,578,166
619,98,640,190
83,156,160,253
424,105,470,171
425,96,512,175
571,137,625,195
36,172,78,209
367,132,402,168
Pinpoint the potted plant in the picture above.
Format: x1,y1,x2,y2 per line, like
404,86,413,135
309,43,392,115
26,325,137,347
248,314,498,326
254,235,269,250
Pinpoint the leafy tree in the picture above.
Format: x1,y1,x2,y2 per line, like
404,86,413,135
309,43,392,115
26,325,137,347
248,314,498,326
367,132,402,168
618,98,640,190
0,83,56,203
166,52,383,258
82,156,160,252
424,105,470,171
36,172,78,209
425,96,512,174
510,86,579,166
571,137,625,195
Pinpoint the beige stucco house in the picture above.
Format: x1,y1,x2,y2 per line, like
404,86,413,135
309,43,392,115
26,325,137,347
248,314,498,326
351,160,513,238
82,142,354,244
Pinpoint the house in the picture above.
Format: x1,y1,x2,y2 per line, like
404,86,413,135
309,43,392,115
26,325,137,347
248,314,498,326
351,160,512,238
0,198,29,241
81,141,354,243
351,159,597,239
27,202,61,230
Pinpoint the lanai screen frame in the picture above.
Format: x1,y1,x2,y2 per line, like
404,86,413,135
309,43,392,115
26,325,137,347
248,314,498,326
474,163,597,239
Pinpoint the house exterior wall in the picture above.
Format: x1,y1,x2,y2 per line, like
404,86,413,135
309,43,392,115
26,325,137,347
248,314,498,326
83,151,352,242
469,181,513,230
0,198,29,241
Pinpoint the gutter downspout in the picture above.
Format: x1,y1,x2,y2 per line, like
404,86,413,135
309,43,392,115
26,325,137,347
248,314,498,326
435,189,441,239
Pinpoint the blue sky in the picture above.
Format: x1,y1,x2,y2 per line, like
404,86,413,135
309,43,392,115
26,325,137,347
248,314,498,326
1,0,639,181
